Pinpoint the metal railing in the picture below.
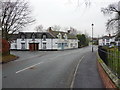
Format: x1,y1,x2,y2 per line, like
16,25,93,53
98,46,120,78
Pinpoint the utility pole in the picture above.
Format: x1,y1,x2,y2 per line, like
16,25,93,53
92,23,94,52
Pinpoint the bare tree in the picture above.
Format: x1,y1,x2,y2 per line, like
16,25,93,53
35,24,43,32
62,26,69,32
101,1,120,35
0,0,35,40
68,0,91,8
69,27,78,35
51,25,61,31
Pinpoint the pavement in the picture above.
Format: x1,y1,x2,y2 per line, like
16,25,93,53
73,51,104,88
2,46,104,88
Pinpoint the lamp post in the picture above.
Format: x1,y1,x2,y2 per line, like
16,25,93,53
92,23,94,52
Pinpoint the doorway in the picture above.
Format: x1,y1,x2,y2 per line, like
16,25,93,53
29,43,39,51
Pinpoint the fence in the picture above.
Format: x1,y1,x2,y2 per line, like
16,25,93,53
98,46,120,78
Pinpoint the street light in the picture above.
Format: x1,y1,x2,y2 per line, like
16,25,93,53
92,23,94,52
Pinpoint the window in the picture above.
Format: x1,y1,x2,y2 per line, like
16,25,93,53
32,34,35,41
15,44,17,49
75,43,77,46
119,38,120,41
21,35,25,41
106,39,109,42
21,43,25,49
70,43,73,47
106,43,109,46
43,43,46,49
58,43,61,48
64,43,68,47
103,43,104,46
43,35,46,41
57,33,62,39
64,34,67,40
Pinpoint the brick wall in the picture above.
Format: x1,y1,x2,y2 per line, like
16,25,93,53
97,61,117,88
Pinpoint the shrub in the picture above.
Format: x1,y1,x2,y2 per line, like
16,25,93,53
1,39,10,55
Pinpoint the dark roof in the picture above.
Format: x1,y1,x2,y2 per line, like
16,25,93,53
9,31,77,40
93,38,98,40
9,34,18,40
49,30,77,39
99,35,116,39
18,32,55,39
102,36,109,39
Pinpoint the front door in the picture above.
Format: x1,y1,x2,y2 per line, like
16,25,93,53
35,43,39,50
21,43,25,50
29,43,39,51
61,43,64,50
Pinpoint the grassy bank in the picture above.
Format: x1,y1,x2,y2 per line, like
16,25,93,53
107,47,120,77
1,54,18,63
97,52,120,88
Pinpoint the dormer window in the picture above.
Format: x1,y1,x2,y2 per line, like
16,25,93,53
32,34,35,41
57,33,62,39
21,35,25,41
64,34,67,40
43,35,46,41
106,38,109,42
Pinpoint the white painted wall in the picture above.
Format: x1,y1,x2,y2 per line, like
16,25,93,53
98,39,103,46
99,37,117,46
45,39,51,49
52,39,58,49
10,40,17,49
11,38,78,50
17,39,22,49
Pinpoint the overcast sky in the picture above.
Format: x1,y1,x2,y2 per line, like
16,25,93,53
24,0,120,37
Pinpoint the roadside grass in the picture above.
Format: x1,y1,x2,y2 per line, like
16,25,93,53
1,54,18,63
107,47,120,77
97,53,120,88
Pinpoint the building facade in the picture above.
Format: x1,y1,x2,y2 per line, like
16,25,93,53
98,35,119,46
10,29,78,51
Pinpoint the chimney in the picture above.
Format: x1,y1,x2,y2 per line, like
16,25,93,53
68,30,71,33
48,27,52,32
109,34,111,37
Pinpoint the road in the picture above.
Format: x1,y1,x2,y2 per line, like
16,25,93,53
2,46,103,88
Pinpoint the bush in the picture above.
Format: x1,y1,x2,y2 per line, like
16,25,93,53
1,39,10,56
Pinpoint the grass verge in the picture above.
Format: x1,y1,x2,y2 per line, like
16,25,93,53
97,52,120,89
1,54,18,63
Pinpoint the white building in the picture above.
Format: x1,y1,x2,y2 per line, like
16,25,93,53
98,35,119,46
10,28,78,51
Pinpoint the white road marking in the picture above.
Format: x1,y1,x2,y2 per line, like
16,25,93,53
15,50,84,74
16,62,43,74
15,53,72,74
70,56,84,88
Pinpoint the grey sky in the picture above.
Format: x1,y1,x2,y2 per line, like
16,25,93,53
24,0,119,37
